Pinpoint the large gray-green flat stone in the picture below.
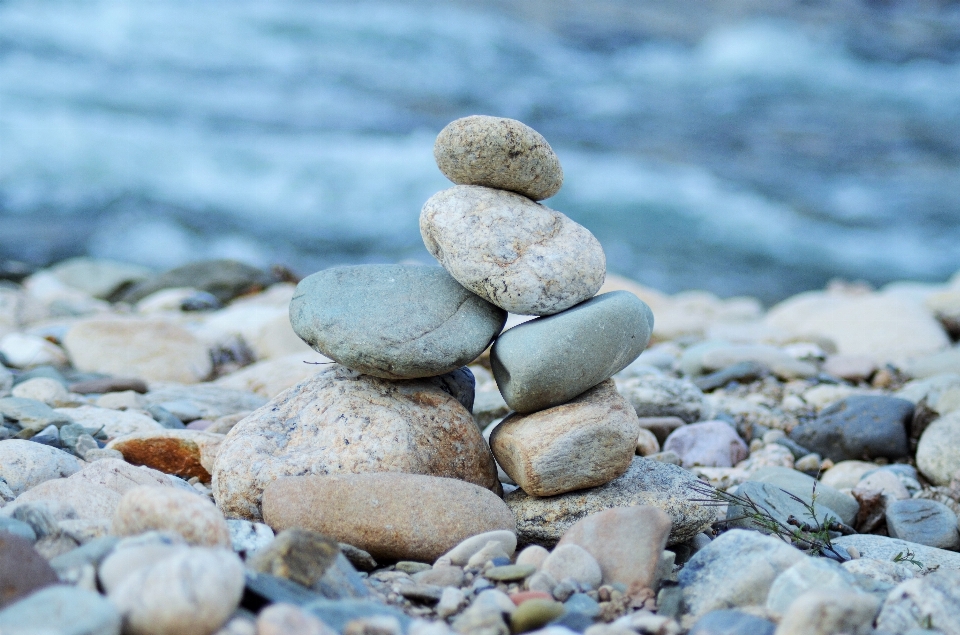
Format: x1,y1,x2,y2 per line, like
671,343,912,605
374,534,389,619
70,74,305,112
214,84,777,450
491,291,653,413
290,265,506,379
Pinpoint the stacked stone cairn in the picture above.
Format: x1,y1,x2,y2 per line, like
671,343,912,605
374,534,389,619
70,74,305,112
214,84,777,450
285,115,654,502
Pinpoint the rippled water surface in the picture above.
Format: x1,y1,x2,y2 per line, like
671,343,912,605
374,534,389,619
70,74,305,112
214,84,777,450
2,0,960,302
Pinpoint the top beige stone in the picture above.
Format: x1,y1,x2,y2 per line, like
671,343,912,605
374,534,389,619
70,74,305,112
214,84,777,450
434,115,563,201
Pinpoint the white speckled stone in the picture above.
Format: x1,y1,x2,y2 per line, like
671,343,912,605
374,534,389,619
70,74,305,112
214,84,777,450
433,116,563,201
420,185,605,316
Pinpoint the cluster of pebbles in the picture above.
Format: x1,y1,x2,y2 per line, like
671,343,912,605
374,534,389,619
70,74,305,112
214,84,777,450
3,118,960,635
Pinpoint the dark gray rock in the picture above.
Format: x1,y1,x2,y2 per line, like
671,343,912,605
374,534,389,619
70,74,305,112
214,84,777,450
749,466,859,526
491,291,653,413
886,499,960,551
726,481,843,534
688,609,776,635
304,599,411,633
0,534,58,609
788,395,913,462
563,593,600,618
291,265,506,380
0,518,36,543
693,361,771,392
0,397,72,433
69,377,147,395
678,529,805,618
117,259,275,304
0,585,121,635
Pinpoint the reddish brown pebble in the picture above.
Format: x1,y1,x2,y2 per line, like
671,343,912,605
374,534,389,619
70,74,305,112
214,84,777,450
107,430,223,483
510,591,553,606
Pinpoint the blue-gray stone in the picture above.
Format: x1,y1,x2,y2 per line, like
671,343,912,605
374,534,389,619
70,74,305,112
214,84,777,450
563,593,600,618
693,361,771,392
886,499,960,551
0,585,120,635
491,291,653,413
49,537,119,579
688,609,776,635
146,404,185,429
243,570,323,609
749,466,859,526
12,367,67,387
726,481,843,534
313,553,370,600
0,398,72,433
788,395,913,462
290,264,506,380
0,517,36,543
304,598,411,633
118,259,275,304
549,611,595,633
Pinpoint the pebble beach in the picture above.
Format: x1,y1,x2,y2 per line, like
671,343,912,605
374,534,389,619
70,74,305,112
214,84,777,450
3,116,960,635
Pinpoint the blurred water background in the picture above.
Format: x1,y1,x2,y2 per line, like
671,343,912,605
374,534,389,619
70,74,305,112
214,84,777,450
2,0,960,304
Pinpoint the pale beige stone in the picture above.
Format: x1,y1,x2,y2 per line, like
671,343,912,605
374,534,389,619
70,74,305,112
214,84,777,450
214,353,329,399
257,603,336,635
0,333,69,368
420,185,605,316
0,439,82,496
775,590,879,635
819,460,878,490
69,458,190,495
109,547,244,635
212,365,497,521
112,485,231,547
94,390,148,411
490,381,640,496
11,378,71,406
434,115,563,201
261,473,516,562
55,405,163,439
63,317,213,383
9,477,121,521
635,428,660,456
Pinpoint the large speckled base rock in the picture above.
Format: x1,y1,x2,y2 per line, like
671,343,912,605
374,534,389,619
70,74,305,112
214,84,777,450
505,457,715,547
262,473,516,562
212,365,498,520
490,380,640,496
491,292,653,413
433,116,563,201
289,265,506,379
420,185,605,316
63,318,213,383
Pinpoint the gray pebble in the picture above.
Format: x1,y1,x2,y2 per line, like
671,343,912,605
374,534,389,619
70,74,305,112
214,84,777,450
886,498,960,551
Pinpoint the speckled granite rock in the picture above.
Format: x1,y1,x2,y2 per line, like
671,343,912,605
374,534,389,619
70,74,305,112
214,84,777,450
0,440,81,496
490,380,639,495
491,291,653,413
212,364,497,520
289,265,505,379
420,185,605,316
434,115,563,201
505,457,715,547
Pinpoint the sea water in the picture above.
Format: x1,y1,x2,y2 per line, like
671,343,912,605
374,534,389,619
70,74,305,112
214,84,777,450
2,0,959,302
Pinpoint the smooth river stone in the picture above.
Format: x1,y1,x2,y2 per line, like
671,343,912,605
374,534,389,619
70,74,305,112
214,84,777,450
212,364,497,521
916,410,960,485
788,395,913,462
420,185,605,316
490,380,640,496
433,115,563,201
289,265,506,380
261,473,516,563
506,457,715,547
491,291,653,413
112,485,231,547
0,440,81,496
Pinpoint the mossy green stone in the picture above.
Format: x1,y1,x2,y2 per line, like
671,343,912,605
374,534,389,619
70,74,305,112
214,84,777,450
509,599,565,634
485,563,536,581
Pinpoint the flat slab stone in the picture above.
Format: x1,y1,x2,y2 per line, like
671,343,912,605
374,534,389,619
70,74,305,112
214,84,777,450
506,457,715,547
289,265,506,380
491,292,653,413
833,534,960,572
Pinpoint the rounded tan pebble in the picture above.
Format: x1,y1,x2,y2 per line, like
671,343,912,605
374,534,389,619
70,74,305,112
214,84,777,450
420,185,605,316
109,547,244,635
256,603,336,635
636,428,660,456
441,530,517,566
112,485,231,547
490,380,640,496
11,377,70,406
10,478,121,522
515,545,550,570
261,472,516,562
434,115,563,201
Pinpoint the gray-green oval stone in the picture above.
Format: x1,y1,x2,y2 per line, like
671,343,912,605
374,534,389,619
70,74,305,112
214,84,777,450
485,563,536,581
290,265,507,380
491,291,653,413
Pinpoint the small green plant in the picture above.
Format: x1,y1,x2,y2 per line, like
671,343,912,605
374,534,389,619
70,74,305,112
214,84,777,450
892,549,925,570
688,479,854,561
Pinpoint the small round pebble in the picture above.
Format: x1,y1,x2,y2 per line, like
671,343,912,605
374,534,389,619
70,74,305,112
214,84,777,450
485,564,537,582
112,485,230,547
